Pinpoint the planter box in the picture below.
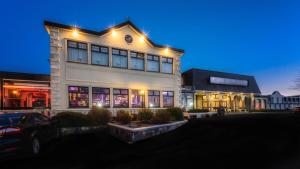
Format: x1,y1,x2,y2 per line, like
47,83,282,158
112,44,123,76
60,126,106,137
108,120,187,144
188,112,217,119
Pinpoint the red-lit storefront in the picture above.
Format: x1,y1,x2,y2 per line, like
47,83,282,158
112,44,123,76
0,71,50,111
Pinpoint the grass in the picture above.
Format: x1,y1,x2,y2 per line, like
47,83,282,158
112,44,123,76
2,112,300,169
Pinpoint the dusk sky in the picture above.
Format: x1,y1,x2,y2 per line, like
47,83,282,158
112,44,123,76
0,0,299,95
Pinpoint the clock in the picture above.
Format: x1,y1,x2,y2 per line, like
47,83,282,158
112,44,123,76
125,35,133,44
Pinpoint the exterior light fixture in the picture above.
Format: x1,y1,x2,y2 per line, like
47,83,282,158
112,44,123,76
72,29,79,38
139,36,145,43
112,29,117,37
164,47,169,54
12,90,18,95
97,102,102,108
149,103,153,107
139,90,145,95
189,102,193,106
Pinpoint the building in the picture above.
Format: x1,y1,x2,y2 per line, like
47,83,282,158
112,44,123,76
254,91,300,110
181,68,261,112
44,20,184,114
0,71,50,111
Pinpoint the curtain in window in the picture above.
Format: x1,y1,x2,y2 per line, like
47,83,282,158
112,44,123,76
147,60,159,72
162,63,172,73
131,58,144,70
92,52,109,65
113,55,127,68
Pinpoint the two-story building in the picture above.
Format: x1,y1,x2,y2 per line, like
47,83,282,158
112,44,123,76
44,20,184,114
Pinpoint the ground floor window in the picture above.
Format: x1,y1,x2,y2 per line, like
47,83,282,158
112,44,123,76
113,89,129,108
148,90,160,108
181,92,193,110
131,90,145,108
68,86,89,108
3,80,50,109
163,91,174,107
92,87,110,108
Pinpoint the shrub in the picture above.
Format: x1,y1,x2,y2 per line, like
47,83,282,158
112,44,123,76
52,112,96,127
152,109,171,124
116,110,131,124
188,109,209,113
137,109,154,123
88,106,112,125
167,107,184,121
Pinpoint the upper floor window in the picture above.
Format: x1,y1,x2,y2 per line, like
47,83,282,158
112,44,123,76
147,54,160,72
130,52,144,70
91,45,109,66
68,86,89,108
112,48,128,68
162,57,173,74
67,41,88,63
92,87,110,108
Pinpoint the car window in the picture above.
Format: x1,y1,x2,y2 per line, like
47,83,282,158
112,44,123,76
0,114,24,126
33,114,49,124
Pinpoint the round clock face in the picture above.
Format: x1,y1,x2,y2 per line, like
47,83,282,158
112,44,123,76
125,35,133,44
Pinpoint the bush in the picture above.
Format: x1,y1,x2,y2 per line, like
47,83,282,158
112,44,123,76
152,109,171,124
167,107,184,121
52,112,96,127
116,110,131,124
137,109,154,123
250,109,292,113
88,106,112,125
188,109,209,113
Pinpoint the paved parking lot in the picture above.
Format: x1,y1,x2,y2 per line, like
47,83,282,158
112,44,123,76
2,112,300,169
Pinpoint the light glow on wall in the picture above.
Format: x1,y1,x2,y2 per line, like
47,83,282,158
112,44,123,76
112,29,117,37
164,47,169,54
72,29,79,38
139,36,145,43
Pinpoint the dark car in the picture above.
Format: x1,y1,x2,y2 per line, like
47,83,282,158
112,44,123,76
293,107,300,113
0,112,58,158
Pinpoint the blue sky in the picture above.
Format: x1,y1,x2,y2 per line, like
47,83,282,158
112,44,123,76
0,0,299,95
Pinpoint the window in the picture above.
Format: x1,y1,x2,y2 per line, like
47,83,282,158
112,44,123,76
147,54,160,72
113,89,129,108
131,90,145,108
3,80,50,109
67,41,88,63
161,57,173,74
68,86,89,108
91,45,109,66
130,52,144,70
112,48,128,68
148,90,160,108
92,87,110,108
163,91,174,107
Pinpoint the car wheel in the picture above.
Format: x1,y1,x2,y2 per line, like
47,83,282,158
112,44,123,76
31,137,40,155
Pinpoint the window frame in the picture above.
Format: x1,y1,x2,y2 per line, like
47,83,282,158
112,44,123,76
91,44,109,67
113,88,129,108
161,57,173,74
112,48,128,69
92,87,110,108
68,86,89,108
148,90,160,108
163,91,174,108
67,40,88,64
146,54,160,72
130,51,145,71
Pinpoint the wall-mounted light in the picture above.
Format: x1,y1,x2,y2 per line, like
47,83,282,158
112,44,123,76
139,90,145,95
139,36,145,43
72,29,79,38
12,90,18,95
112,29,117,37
149,103,153,108
164,47,169,54
97,102,102,108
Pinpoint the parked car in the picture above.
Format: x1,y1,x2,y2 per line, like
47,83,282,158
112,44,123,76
0,112,58,158
293,107,300,113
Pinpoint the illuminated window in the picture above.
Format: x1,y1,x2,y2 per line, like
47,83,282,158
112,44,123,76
162,57,173,74
67,41,88,63
147,54,160,72
68,86,89,108
3,80,50,109
112,48,128,68
148,90,160,108
163,91,174,107
130,52,144,70
91,45,109,66
131,90,145,108
92,87,110,108
113,89,129,108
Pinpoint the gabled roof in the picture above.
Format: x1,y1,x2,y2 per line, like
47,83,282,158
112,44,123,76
44,20,184,53
182,68,261,94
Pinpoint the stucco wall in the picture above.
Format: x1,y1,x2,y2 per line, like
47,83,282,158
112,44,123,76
47,24,183,112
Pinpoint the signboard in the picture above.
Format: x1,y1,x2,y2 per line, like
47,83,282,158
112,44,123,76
210,77,248,86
